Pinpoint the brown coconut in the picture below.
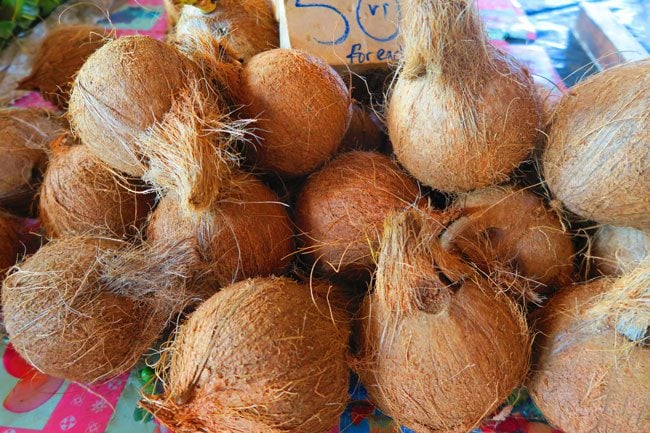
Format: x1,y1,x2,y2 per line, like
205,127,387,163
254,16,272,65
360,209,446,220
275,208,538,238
0,108,62,212
528,265,649,433
387,0,540,192
164,0,181,26
295,151,421,280
355,209,531,433
140,277,350,433
147,170,294,287
0,213,21,282
592,225,649,276
175,0,278,62
239,49,352,177
68,36,237,212
39,137,154,239
2,236,200,383
441,186,574,295
543,59,650,231
339,102,384,152
17,25,110,109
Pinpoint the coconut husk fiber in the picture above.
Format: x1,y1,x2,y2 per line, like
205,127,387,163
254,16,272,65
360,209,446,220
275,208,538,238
17,25,111,109
140,276,350,433
295,151,422,281
174,0,277,62
0,108,63,213
591,224,649,276
354,209,531,433
441,186,575,296
339,102,385,152
387,0,540,192
0,212,21,283
147,170,295,288
2,235,202,383
39,136,154,239
528,264,649,433
68,36,241,213
543,58,649,231
238,49,352,177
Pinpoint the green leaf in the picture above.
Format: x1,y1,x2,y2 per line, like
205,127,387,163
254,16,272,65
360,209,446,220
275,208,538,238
0,20,16,39
39,0,61,15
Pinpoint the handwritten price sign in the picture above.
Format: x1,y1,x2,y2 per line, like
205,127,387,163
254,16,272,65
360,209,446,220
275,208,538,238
277,0,402,71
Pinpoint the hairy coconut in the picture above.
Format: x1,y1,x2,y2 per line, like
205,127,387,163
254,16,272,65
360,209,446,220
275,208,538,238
17,25,110,109
175,0,277,62
355,210,531,433
0,213,21,282
441,186,574,295
147,170,294,287
339,103,384,152
592,225,649,276
140,276,350,433
387,0,540,192
295,151,421,280
68,36,240,212
164,0,181,25
239,49,352,177
39,137,154,238
0,108,62,212
543,59,650,230
2,236,201,383
528,265,649,433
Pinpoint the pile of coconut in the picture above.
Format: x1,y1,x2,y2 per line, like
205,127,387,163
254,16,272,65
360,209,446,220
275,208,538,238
0,1,647,432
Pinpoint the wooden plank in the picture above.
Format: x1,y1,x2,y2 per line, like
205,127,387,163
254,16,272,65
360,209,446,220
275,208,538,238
573,2,648,70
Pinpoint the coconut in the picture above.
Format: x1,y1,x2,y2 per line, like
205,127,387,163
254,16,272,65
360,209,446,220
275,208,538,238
387,0,540,192
0,213,21,282
543,59,650,231
295,151,421,281
355,209,531,433
441,186,574,295
2,235,200,383
592,225,649,276
39,136,154,239
68,36,239,213
339,102,384,152
175,0,278,62
164,0,181,25
528,264,649,433
147,170,294,287
140,276,350,433
0,108,62,213
17,25,110,109
238,49,352,177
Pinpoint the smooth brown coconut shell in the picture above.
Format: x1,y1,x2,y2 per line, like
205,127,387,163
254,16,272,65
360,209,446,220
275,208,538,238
0,108,62,212
17,25,110,109
175,0,278,62
39,137,154,239
239,49,352,177
355,210,531,433
543,59,650,231
147,171,294,287
0,213,21,282
387,0,540,192
592,225,649,276
339,103,384,152
295,151,421,280
1,237,178,383
140,277,350,433
441,186,574,295
528,275,649,433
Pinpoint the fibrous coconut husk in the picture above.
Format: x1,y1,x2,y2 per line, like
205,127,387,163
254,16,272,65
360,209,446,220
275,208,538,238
543,58,649,231
355,209,531,433
17,25,111,109
441,186,575,296
0,212,21,283
0,108,63,213
2,235,202,383
387,0,540,192
528,264,649,433
238,49,352,177
147,170,295,288
39,136,154,239
339,102,384,152
140,276,350,433
591,224,649,276
295,151,421,281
